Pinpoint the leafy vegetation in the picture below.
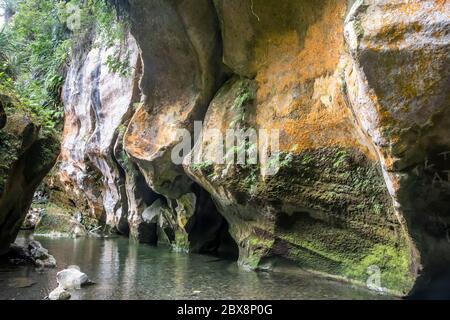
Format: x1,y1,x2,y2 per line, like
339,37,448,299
229,83,253,129
0,0,129,133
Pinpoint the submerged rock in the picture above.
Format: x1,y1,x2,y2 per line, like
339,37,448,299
6,277,36,289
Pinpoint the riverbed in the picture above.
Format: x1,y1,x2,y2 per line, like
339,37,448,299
0,233,388,300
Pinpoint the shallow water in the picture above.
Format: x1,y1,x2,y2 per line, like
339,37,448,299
0,233,389,300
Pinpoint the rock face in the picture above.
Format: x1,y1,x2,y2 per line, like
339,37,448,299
0,95,59,255
56,0,450,295
21,207,43,230
185,0,415,293
343,0,450,295
123,0,225,199
34,205,87,238
58,15,231,253
58,30,140,234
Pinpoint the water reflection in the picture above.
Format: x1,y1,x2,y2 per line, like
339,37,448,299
0,233,389,300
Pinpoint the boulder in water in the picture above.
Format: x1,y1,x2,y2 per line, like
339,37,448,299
2,240,56,268
56,265,89,290
48,286,71,300
28,240,57,268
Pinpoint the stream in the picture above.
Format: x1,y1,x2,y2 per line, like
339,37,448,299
0,232,390,300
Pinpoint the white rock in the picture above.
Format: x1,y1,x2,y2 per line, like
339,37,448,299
56,266,89,290
48,286,71,300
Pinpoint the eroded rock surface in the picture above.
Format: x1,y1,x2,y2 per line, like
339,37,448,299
123,0,225,199
54,0,450,296
344,0,450,296
186,0,449,294
58,13,231,253
58,30,140,233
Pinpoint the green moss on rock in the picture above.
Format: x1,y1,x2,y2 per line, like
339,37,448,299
173,230,190,253
199,146,414,293
35,204,86,237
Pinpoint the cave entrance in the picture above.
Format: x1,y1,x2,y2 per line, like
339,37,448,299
186,183,239,261
129,171,239,260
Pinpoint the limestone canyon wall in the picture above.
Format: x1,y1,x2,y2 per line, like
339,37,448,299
57,0,450,296
58,32,140,234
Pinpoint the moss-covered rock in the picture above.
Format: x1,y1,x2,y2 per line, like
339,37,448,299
34,204,87,238
344,0,450,296
0,98,60,255
184,48,416,293
188,143,414,294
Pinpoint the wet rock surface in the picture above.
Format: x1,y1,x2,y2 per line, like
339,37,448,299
48,265,94,300
2,240,56,268
56,266,89,289
48,286,71,300
58,30,140,233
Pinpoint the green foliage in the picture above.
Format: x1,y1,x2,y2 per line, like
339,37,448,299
344,243,414,294
191,161,216,180
105,52,131,77
333,149,349,169
0,0,129,133
0,0,72,131
232,85,252,111
229,83,253,129
0,129,20,192
86,0,131,76
191,161,214,172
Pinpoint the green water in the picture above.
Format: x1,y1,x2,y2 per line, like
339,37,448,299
0,233,389,300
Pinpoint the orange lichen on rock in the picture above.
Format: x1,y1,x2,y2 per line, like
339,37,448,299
255,0,365,154
373,22,423,46
124,105,153,159
392,1,422,16
434,0,449,11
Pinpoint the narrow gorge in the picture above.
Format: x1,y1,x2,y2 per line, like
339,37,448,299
0,0,449,300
